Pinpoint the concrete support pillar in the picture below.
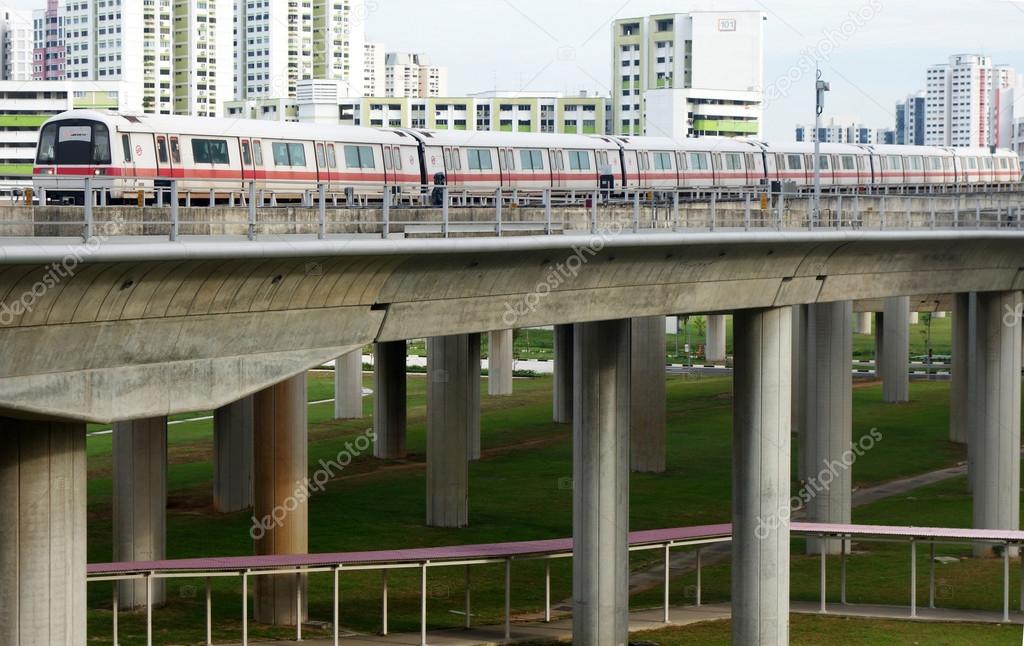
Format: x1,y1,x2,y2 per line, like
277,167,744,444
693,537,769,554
113,416,167,608
0,420,87,646
334,350,364,419
732,307,791,646
792,305,808,482
487,329,514,395
373,341,408,459
854,311,872,335
705,314,727,363
426,334,480,527
253,374,308,625
910,311,920,325
553,324,573,424
630,316,666,473
950,294,969,444
213,396,254,513
971,291,1022,557
804,302,852,555
572,319,630,645
934,311,947,319
881,296,910,403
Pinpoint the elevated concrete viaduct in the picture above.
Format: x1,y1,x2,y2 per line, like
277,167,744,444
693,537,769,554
1,228,1022,645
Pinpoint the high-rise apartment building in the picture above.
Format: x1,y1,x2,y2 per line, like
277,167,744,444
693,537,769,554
364,41,385,96
925,54,1020,148
895,92,925,145
32,0,64,80
63,0,231,116
611,11,764,138
1,7,33,81
384,52,447,98
234,0,365,100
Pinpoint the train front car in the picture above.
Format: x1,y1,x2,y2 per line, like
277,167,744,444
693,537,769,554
34,111,134,204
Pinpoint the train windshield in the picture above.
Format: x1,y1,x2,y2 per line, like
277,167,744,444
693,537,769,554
36,120,112,166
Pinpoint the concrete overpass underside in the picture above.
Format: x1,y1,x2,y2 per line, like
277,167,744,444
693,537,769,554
0,231,1020,422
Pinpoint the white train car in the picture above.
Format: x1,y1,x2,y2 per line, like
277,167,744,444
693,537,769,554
33,111,421,202
401,129,623,192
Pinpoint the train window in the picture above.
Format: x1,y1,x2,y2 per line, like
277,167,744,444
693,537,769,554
383,146,393,170
983,157,993,170
910,156,923,171
654,152,673,170
816,155,829,170
676,152,687,170
857,157,866,171
841,156,855,171
169,137,181,164
451,149,462,171
121,135,132,161
392,148,402,171
316,143,327,168
157,137,168,164
888,156,903,171
966,157,977,170
568,150,591,171
467,149,494,171
241,141,252,166
253,140,264,166
326,144,337,169
520,149,544,170
1000,158,1010,170
690,153,710,171
929,157,942,171
942,158,952,171
785,154,802,170
343,145,375,169
638,153,648,171
443,148,452,169
192,139,230,165
712,155,722,171
272,142,308,167
724,153,742,171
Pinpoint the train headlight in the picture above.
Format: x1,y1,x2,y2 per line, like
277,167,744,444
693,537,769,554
94,169,102,176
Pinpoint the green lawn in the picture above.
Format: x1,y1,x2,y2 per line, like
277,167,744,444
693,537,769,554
524,614,1024,645
86,374,983,644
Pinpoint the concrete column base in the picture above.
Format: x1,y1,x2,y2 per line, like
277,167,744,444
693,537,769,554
214,396,254,513
0,419,87,646
553,324,573,423
113,416,168,608
804,302,853,555
732,307,792,646
706,314,727,363
373,341,408,459
334,350,364,419
572,320,631,645
253,374,309,626
630,316,666,473
426,334,480,527
487,329,514,395
971,291,1022,557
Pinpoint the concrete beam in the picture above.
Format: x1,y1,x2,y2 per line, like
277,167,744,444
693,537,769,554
373,341,408,459
0,419,87,646
573,320,630,645
881,297,910,403
706,315,727,363
113,416,167,608
732,306,791,646
854,311,872,335
553,325,573,424
253,374,308,626
487,330,514,395
213,396,254,513
950,294,969,444
630,316,666,473
971,291,1022,557
426,334,480,527
804,302,852,555
334,350,364,419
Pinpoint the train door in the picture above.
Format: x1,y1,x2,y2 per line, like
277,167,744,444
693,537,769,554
549,149,563,188
240,139,257,185
442,146,461,185
153,134,176,194
497,147,512,187
119,132,137,191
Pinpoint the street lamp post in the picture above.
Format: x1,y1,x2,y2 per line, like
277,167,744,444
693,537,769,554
814,67,830,227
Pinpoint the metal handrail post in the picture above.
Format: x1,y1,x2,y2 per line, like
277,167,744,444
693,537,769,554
248,181,257,240
381,188,390,239
544,188,552,234
83,176,93,241
633,191,640,233
318,183,326,240
495,187,503,236
442,187,449,238
169,180,179,241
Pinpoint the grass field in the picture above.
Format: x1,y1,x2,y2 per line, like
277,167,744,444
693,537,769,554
85,371,1004,645
525,614,1024,645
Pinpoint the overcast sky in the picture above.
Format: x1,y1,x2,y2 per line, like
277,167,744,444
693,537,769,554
7,0,1024,140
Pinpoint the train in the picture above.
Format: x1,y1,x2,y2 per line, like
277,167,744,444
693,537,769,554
32,110,1023,203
